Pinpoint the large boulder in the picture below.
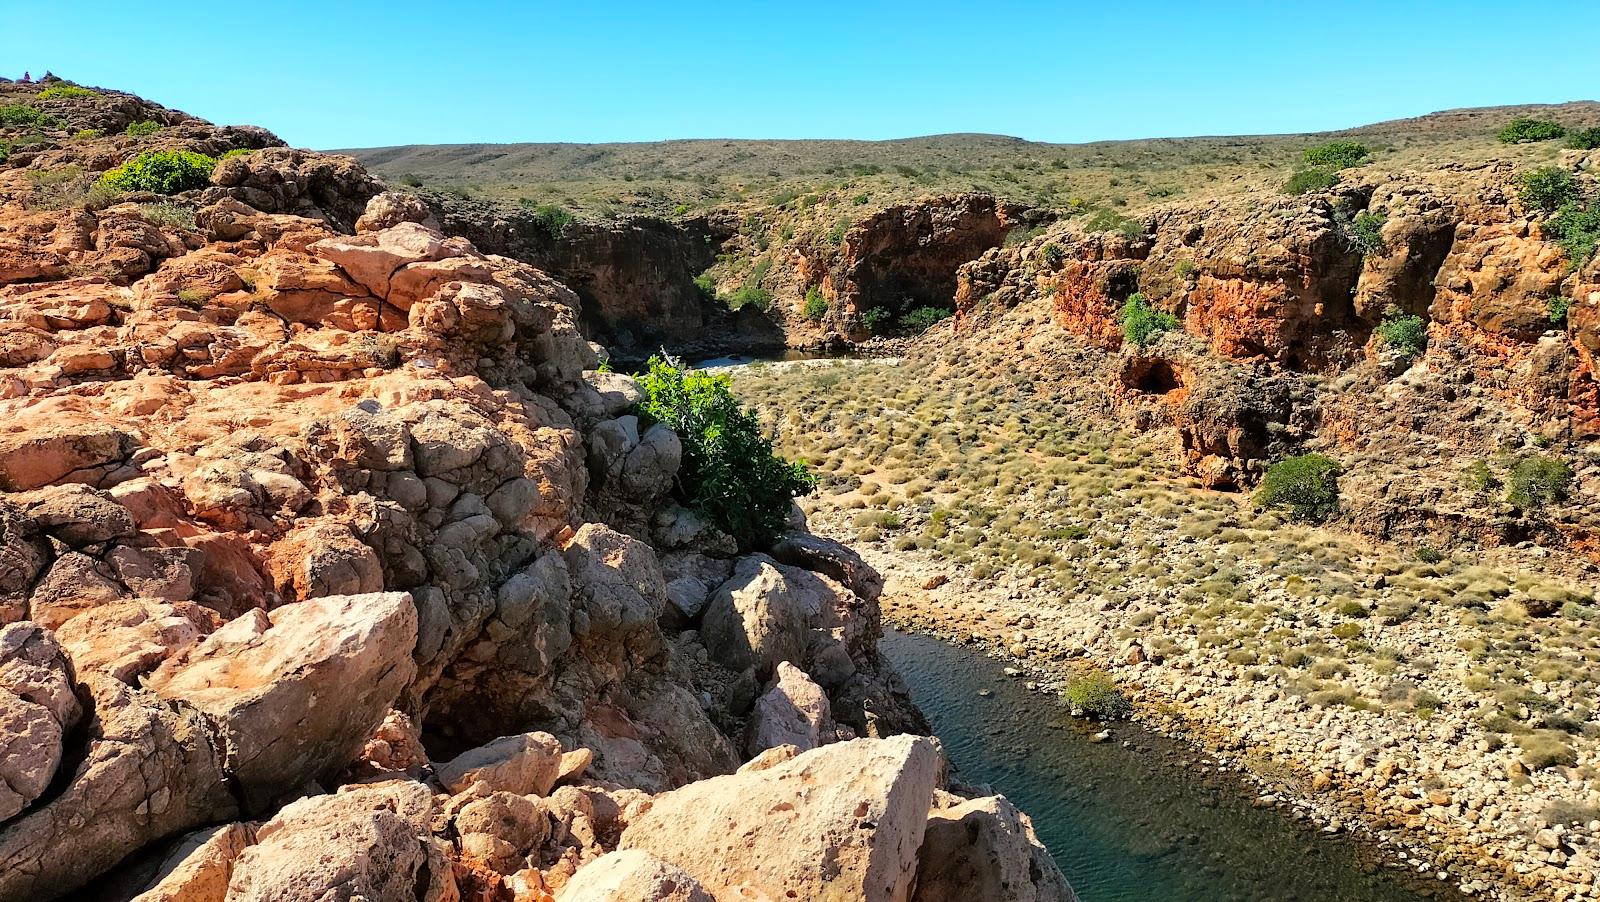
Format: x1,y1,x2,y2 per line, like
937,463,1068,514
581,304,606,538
143,592,417,813
619,735,941,901
745,661,835,757
129,822,255,902
0,623,82,822
223,781,455,902
435,731,564,796
557,850,718,902
913,792,1076,902
699,555,809,677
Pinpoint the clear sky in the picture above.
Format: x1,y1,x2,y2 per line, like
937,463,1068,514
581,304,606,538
6,1,1598,150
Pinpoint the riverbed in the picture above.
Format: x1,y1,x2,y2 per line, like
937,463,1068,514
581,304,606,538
882,629,1467,902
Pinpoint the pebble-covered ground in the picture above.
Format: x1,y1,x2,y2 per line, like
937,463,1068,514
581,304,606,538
730,349,1600,901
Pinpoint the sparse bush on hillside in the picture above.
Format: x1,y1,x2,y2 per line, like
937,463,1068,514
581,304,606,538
1544,203,1600,267
1303,140,1369,170
1567,127,1600,150
1516,166,1580,213
97,149,216,194
1064,670,1131,719
725,284,772,311
136,202,195,230
37,84,96,100
1040,243,1065,268
124,120,161,137
1548,295,1571,326
526,202,573,239
1506,456,1573,513
802,286,828,321
0,104,55,128
0,141,10,165
634,357,815,548
1257,453,1342,522
1084,209,1145,240
899,306,951,334
1346,210,1386,256
1285,167,1340,196
1498,117,1567,144
1376,308,1427,355
1118,292,1178,347
861,306,891,334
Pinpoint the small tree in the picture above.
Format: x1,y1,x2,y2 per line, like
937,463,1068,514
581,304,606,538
1346,210,1387,256
1506,456,1574,513
802,286,828,322
1516,166,1580,214
634,358,816,548
899,307,951,334
1567,127,1600,150
1118,292,1179,347
1064,671,1131,719
1498,118,1567,144
1303,140,1369,169
1257,454,1342,522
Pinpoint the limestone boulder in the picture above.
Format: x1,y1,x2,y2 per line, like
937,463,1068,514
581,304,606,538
144,592,417,813
557,850,717,902
770,531,884,602
436,731,564,796
17,483,136,546
699,555,809,677
129,822,255,902
745,661,834,757
0,623,82,822
619,735,941,901
224,781,455,902
913,792,1076,902
54,599,218,683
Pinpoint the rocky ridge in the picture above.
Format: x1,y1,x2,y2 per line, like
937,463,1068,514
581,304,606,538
0,79,1072,901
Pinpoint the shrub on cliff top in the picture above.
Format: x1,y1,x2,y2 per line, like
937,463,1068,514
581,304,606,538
1118,292,1178,347
124,120,161,137
635,357,816,548
0,104,55,128
97,149,216,194
1516,166,1580,214
1544,203,1600,267
1498,117,1567,144
1302,140,1369,170
1284,167,1340,196
1256,454,1342,523
37,84,97,100
1345,210,1387,256
1506,455,1573,513
1084,209,1145,240
1567,127,1600,150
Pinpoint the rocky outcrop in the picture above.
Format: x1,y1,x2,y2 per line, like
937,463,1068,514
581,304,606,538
0,81,1063,901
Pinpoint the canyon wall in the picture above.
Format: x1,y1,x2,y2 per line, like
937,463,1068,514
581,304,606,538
0,81,1071,901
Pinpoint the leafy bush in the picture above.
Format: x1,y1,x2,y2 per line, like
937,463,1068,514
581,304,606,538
0,104,55,128
529,203,573,239
1498,118,1567,144
1567,127,1600,150
1346,210,1386,256
725,284,772,311
1376,309,1427,355
1084,209,1145,240
634,357,815,548
97,150,216,194
1303,141,1369,169
1285,167,1340,196
37,84,96,100
1040,243,1065,268
1256,454,1342,522
1544,203,1600,266
900,306,951,334
1118,292,1178,347
0,141,9,165
861,306,890,333
1507,456,1574,513
1548,295,1572,326
1516,166,1580,213
1064,671,1131,719
802,286,828,321
124,120,161,137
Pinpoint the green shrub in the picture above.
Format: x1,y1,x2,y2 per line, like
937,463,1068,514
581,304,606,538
37,84,96,100
634,358,814,548
1118,292,1178,347
1506,456,1574,512
1566,127,1600,150
1084,209,1145,240
528,203,573,239
900,306,951,334
1285,167,1340,196
1347,210,1386,256
0,104,55,128
1515,730,1576,770
802,286,828,321
1498,118,1567,144
861,306,890,333
1464,459,1498,492
1516,166,1580,213
1257,454,1342,522
1041,243,1065,267
124,120,161,137
1544,203,1600,266
1548,295,1572,326
725,284,772,311
1303,141,1369,170
1063,670,1131,719
1376,308,1427,355
0,141,9,165
97,150,216,194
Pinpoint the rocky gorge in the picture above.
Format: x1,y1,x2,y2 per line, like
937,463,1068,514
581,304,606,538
0,79,1073,901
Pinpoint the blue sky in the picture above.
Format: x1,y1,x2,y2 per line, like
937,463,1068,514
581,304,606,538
6,1,1598,149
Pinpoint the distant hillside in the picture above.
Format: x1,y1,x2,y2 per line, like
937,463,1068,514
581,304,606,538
344,102,1600,217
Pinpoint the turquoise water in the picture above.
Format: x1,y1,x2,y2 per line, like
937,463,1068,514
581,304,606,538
882,629,1465,902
